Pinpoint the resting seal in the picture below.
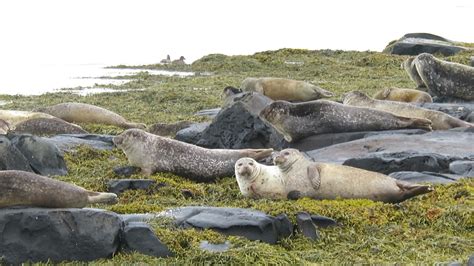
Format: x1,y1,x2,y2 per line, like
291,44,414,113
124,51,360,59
241,77,334,102
259,99,432,142
414,53,474,100
36,102,146,129
402,57,427,90
274,149,433,203
234,157,285,199
373,88,432,103
0,110,56,128
0,170,117,208
343,91,473,130
13,117,87,136
113,129,273,181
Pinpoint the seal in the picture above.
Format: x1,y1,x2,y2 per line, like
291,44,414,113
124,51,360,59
373,88,433,103
240,77,334,102
403,57,430,90
147,121,193,137
259,99,432,142
234,157,286,199
273,149,433,203
36,102,146,129
414,53,474,100
0,170,118,208
0,119,9,135
0,110,57,128
113,129,273,181
13,117,87,136
343,91,473,130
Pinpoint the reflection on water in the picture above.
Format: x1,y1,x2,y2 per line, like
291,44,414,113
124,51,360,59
0,64,194,96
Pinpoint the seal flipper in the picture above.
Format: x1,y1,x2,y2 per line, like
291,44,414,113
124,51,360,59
307,163,321,190
124,122,147,129
87,191,118,205
312,86,334,98
395,180,433,203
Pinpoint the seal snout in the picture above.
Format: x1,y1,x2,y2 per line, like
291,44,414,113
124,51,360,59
235,158,256,177
113,135,123,146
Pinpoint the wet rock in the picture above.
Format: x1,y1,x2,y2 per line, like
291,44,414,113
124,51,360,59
296,212,319,241
46,134,115,152
389,171,461,184
113,166,141,177
161,206,287,244
199,241,231,253
0,136,33,172
449,161,474,177
107,179,156,195
0,208,122,264
121,222,173,258
310,215,338,228
275,213,294,238
307,131,474,174
148,121,194,137
175,122,210,144
383,33,467,56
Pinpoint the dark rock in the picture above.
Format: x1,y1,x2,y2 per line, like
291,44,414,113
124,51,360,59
194,108,221,118
414,102,474,121
307,131,474,174
175,122,210,144
310,215,338,228
449,161,474,177
468,254,474,266
274,213,294,238
384,33,467,56
296,212,319,241
389,171,460,184
199,241,231,253
148,121,194,137
162,206,285,244
113,166,141,177
181,189,194,199
121,222,173,258
107,179,156,194
10,134,67,176
0,208,122,264
46,134,115,152
0,136,33,172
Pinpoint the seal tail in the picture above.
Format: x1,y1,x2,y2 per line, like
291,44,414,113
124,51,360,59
313,86,334,98
87,191,118,205
395,180,433,202
123,122,147,129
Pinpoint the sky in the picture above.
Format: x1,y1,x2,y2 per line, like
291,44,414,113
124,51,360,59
0,0,473,66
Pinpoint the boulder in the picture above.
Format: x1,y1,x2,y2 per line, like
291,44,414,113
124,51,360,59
121,222,173,258
175,122,210,144
113,166,141,177
296,212,319,241
107,179,157,195
414,102,474,121
449,161,474,177
46,134,115,152
389,171,461,184
310,215,338,228
383,33,467,56
0,208,122,264
274,213,293,238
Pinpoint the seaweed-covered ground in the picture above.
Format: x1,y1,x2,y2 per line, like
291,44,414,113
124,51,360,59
1,48,473,264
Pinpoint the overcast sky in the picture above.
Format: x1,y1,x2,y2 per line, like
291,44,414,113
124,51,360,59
0,0,472,66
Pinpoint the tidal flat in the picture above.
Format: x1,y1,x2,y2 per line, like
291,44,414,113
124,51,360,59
1,48,473,264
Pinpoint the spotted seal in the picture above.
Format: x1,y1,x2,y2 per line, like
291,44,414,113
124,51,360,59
373,88,432,103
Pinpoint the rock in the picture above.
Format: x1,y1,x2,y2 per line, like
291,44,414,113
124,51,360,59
383,33,467,56
113,166,141,177
121,222,173,258
310,215,338,228
0,136,33,172
467,254,474,266
449,161,474,177
389,171,461,184
148,121,194,137
161,206,286,244
307,131,474,175
181,189,194,199
10,134,67,176
275,213,294,238
46,134,115,152
194,108,221,118
107,179,157,195
414,102,474,121
296,212,319,241
0,208,122,264
175,122,210,144
199,241,231,253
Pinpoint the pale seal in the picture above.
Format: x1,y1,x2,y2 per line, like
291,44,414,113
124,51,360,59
234,157,285,199
402,57,428,90
13,117,87,136
274,149,433,203
241,77,334,102
113,129,273,181
36,102,146,129
259,99,432,142
343,91,473,130
373,88,433,103
0,110,56,128
413,53,474,100
0,170,118,208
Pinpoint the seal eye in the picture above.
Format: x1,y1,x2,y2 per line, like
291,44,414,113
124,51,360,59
249,162,254,166
238,163,243,167
283,151,290,156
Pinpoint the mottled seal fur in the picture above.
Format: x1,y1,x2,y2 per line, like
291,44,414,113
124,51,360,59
241,77,334,102
402,57,428,90
234,157,285,199
414,53,474,100
259,99,432,142
373,88,433,103
0,119,9,135
147,121,193,137
274,149,433,203
343,91,473,130
113,129,273,181
0,110,56,128
13,117,87,136
0,170,118,208
36,102,146,129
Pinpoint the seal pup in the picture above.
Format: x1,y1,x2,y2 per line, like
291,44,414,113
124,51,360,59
402,57,427,90
0,170,118,208
274,149,433,203
259,99,432,142
13,117,87,136
373,88,433,103
234,157,286,199
0,110,57,128
0,119,9,135
241,77,334,102
343,91,473,130
414,53,474,100
113,129,273,181
36,102,146,129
